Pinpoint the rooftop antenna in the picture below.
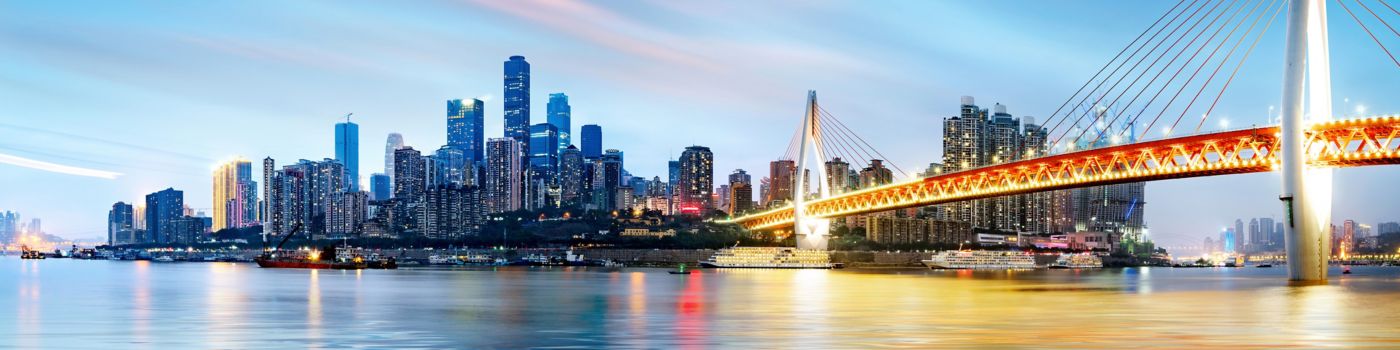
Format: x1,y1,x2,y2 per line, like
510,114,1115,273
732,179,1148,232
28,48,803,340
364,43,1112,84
345,113,353,123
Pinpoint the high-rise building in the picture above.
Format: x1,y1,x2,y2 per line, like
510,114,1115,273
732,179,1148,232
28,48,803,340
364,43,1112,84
547,93,571,153
858,159,893,188
0,211,17,243
270,159,346,237
384,133,404,186
212,158,257,232
431,146,470,187
677,145,714,214
370,173,392,201
591,154,623,211
262,157,275,228
421,184,484,240
559,146,584,208
145,188,184,244
529,123,560,175
325,191,367,238
447,98,486,163
486,138,523,213
580,124,602,159
335,118,360,191
393,148,426,201
1235,219,1246,255
824,158,850,195
767,160,795,207
1379,222,1400,235
504,56,531,151
728,170,754,215
108,202,134,245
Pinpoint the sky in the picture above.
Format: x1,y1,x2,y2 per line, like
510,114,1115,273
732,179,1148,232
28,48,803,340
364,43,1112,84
1,0,1397,248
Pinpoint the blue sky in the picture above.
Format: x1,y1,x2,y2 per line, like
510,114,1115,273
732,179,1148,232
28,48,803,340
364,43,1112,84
1,0,1397,247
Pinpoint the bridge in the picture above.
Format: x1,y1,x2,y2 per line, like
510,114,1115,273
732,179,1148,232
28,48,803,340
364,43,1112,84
718,0,1400,282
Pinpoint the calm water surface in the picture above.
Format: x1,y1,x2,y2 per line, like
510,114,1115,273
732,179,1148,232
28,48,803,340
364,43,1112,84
5,257,1400,349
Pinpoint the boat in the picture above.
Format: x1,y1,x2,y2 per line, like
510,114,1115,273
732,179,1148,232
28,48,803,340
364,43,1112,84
668,263,694,274
1048,253,1103,269
19,246,45,260
1255,264,1273,268
154,255,176,262
922,250,1036,270
699,246,835,269
254,224,394,270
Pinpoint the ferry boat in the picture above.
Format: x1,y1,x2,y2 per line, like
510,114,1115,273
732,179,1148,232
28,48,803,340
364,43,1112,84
700,247,837,269
1048,253,1103,269
20,246,45,260
922,250,1036,270
254,224,395,270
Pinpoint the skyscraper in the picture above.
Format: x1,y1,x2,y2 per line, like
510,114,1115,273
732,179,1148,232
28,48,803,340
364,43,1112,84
384,133,404,184
767,160,795,207
270,159,346,237
108,202,134,245
486,138,523,213
529,123,560,175
591,154,623,211
504,56,531,151
677,145,714,214
580,124,602,159
262,157,275,227
212,158,256,232
336,118,360,191
547,93,571,153
145,188,184,244
447,98,485,163
370,173,391,201
393,148,426,201
559,146,584,208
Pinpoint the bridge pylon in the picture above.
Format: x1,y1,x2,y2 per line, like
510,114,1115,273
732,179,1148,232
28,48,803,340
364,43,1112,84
1280,0,1333,282
794,90,831,250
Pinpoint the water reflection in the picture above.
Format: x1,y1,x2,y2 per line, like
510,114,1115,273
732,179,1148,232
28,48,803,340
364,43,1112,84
5,259,1400,348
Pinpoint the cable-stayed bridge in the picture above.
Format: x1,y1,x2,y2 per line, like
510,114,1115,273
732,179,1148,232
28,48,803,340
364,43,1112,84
718,0,1400,282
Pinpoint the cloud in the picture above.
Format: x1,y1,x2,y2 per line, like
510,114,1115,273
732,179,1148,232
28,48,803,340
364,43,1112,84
0,152,122,179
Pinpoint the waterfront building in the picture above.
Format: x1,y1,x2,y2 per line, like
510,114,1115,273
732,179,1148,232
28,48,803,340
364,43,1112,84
335,118,359,191
824,158,850,195
170,215,206,244
0,211,16,243
580,124,602,159
431,146,470,187
486,138,523,213
558,146,584,208
729,182,753,215
270,159,346,237
1235,219,1246,255
108,202,134,245
325,191,368,238
529,123,560,178
370,173,391,201
677,145,714,214
144,188,184,244
591,154,623,211
1379,222,1400,236
547,93,570,153
212,158,257,232
767,160,795,208
384,133,404,190
504,56,531,154
261,157,275,228
447,98,486,163
421,184,484,240
391,148,425,234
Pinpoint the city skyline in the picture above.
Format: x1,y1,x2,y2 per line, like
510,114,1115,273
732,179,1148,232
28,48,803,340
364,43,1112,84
3,1,1400,247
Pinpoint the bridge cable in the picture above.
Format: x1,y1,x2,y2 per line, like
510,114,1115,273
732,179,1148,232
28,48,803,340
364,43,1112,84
780,123,802,161
1037,0,1191,140
1057,0,1241,147
1122,0,1255,139
1381,0,1400,16
1048,0,1231,147
1166,0,1277,135
1091,0,1272,145
1193,0,1286,133
1075,0,1264,147
1043,0,1203,142
815,110,880,170
816,106,912,178
1338,0,1400,69
1043,0,1208,144
1357,0,1400,38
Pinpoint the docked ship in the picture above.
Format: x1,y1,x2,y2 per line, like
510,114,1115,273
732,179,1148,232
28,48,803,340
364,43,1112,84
1048,253,1103,269
700,246,838,269
254,225,396,270
20,245,45,260
922,250,1036,270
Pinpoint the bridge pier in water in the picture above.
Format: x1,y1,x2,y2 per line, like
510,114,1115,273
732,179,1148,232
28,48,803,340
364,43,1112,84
794,90,830,250
1280,0,1332,282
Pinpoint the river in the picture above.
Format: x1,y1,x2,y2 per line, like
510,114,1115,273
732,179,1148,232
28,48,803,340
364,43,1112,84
4,257,1400,348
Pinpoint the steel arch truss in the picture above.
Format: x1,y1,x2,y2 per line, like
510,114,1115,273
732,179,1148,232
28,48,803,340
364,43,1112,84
720,116,1400,230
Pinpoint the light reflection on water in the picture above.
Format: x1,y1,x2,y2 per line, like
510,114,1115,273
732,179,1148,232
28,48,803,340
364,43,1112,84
4,258,1400,348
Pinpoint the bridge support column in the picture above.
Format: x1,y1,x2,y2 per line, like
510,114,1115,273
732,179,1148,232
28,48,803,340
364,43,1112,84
794,90,830,250
1280,0,1332,282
